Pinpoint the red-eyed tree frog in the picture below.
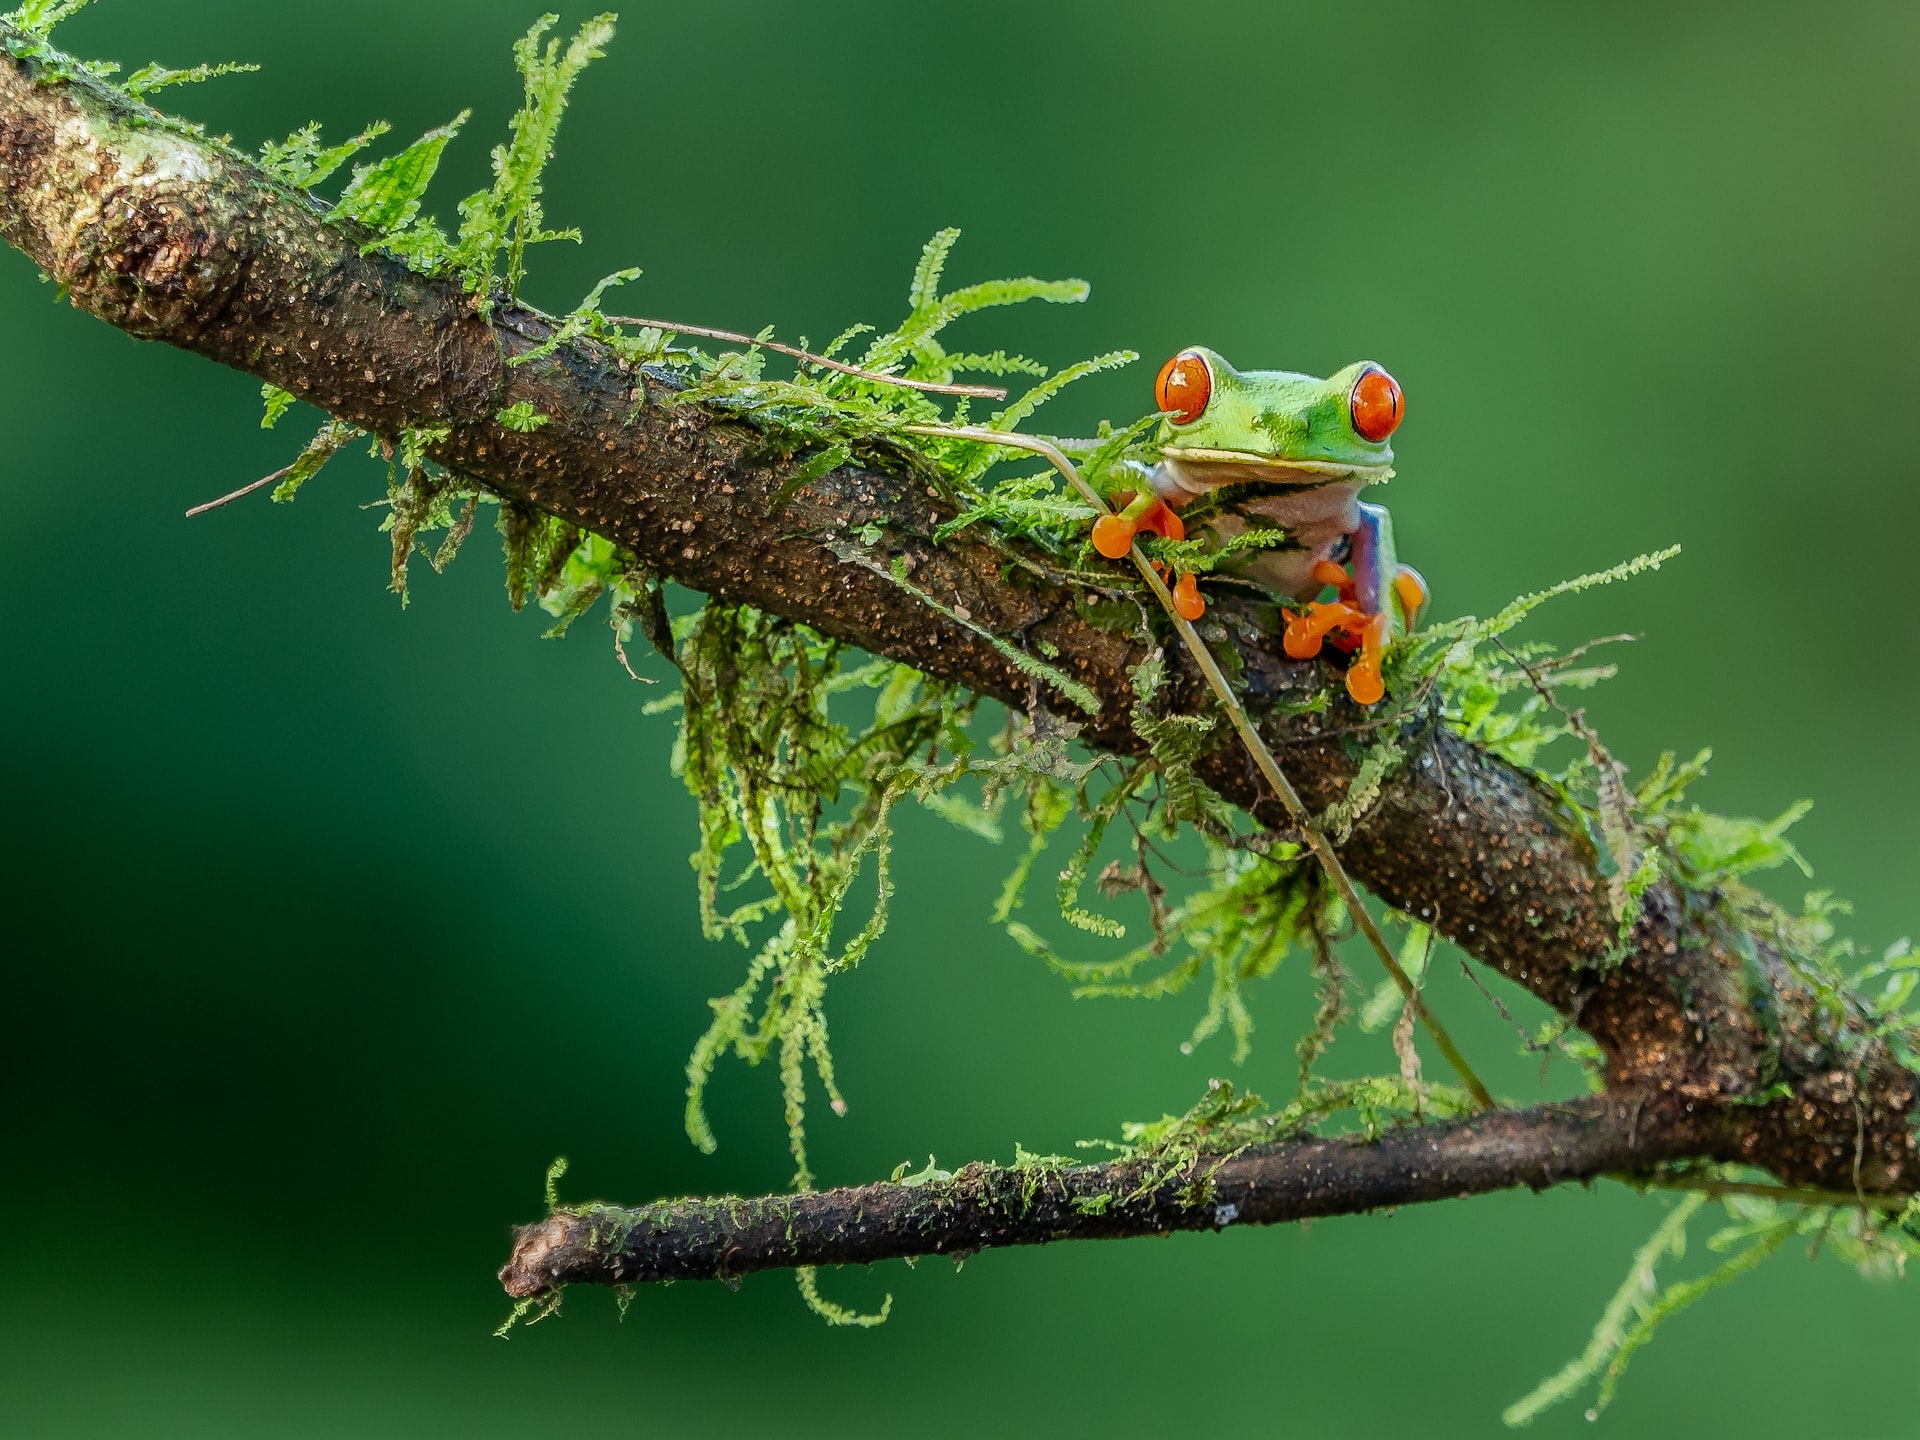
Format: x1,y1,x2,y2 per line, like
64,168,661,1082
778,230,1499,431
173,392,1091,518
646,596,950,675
1091,347,1426,706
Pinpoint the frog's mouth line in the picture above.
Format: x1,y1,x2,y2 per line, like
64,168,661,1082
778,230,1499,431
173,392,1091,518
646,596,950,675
1166,446,1393,482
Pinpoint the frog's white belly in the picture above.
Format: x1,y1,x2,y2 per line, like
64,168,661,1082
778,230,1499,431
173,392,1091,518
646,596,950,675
1149,456,1366,601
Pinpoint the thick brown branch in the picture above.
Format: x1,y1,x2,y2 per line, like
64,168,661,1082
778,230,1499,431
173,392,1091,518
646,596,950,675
0,24,1911,1282
500,1098,1707,1294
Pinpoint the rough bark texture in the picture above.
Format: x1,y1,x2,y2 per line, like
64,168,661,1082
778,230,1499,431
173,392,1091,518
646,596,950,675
0,26,1910,1291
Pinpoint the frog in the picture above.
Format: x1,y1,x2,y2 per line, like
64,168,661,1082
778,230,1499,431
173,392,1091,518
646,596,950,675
1090,346,1427,706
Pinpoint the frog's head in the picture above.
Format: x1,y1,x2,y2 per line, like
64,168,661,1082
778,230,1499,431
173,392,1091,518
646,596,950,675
1153,346,1402,486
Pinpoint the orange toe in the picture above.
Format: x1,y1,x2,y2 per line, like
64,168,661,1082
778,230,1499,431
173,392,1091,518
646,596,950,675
1171,571,1205,621
1284,614,1324,659
1092,513,1136,559
1393,567,1428,629
1346,612,1391,705
1346,659,1385,706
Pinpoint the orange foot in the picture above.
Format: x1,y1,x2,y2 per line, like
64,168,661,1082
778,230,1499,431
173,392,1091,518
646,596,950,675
1284,601,1391,705
1284,599,1364,659
1091,491,1185,559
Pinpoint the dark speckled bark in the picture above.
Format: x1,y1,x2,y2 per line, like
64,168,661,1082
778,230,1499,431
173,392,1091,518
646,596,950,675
0,26,1910,1290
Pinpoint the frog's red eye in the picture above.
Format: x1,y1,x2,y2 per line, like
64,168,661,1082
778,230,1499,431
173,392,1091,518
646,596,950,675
1155,350,1212,425
1349,366,1403,443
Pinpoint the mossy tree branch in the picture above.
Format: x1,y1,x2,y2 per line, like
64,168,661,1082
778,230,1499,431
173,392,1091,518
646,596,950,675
0,22,1911,1294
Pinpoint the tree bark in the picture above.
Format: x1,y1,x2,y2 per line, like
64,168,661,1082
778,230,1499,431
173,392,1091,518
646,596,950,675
0,24,1910,1294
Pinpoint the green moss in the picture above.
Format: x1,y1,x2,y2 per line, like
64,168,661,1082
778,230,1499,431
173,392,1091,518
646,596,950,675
3,0,93,41
494,401,549,432
795,1266,890,1327
268,420,358,504
670,605,982,1189
332,111,467,237
259,120,389,189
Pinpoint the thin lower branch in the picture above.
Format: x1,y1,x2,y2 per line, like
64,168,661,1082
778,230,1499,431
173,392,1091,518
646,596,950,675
500,1098,1703,1295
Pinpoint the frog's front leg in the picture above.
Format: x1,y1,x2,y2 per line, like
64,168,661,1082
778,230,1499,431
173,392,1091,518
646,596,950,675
1090,477,1208,620
1092,487,1185,558
1282,502,1427,706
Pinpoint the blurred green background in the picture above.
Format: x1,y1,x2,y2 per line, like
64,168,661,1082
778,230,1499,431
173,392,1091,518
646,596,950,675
3,1,1917,1434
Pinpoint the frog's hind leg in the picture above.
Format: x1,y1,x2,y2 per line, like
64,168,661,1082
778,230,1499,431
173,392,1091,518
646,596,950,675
1348,503,1393,618
1282,508,1423,704
1334,506,1395,703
